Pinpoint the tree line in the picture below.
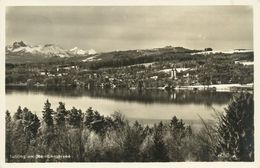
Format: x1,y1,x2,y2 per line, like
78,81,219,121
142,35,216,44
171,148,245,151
5,92,254,162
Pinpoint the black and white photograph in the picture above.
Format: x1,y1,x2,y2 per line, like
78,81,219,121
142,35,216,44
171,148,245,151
2,3,258,165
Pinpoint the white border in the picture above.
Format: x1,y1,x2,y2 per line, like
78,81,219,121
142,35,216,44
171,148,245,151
0,1,260,168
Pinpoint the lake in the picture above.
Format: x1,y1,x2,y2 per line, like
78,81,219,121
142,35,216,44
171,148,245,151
6,87,234,129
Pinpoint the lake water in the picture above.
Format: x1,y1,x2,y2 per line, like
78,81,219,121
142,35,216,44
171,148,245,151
6,87,234,129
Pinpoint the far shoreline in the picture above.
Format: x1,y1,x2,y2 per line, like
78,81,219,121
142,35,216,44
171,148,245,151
5,83,254,92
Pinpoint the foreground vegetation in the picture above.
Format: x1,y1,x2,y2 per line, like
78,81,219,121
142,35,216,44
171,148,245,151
6,92,254,162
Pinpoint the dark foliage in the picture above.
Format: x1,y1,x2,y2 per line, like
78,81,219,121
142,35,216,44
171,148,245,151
216,93,254,161
42,99,54,127
5,94,254,162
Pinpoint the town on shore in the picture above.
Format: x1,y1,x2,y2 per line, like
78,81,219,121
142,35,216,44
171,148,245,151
6,42,254,92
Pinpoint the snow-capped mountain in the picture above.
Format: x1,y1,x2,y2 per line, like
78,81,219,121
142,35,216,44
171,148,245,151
88,49,97,55
40,44,69,57
69,47,87,55
6,41,98,58
69,47,97,56
6,41,69,57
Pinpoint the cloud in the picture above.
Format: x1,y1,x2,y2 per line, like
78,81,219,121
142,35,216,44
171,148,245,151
6,6,253,51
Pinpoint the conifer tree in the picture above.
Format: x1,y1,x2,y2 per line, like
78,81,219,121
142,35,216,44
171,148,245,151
169,116,186,140
6,110,12,162
152,122,169,161
84,108,107,135
122,121,145,161
21,108,40,139
68,107,82,128
29,114,40,138
42,99,54,127
13,106,22,120
55,102,67,126
6,110,11,123
216,92,254,161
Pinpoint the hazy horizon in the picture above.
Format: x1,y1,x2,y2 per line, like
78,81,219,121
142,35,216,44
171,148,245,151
6,6,253,52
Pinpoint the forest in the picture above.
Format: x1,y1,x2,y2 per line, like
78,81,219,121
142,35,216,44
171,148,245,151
5,92,254,162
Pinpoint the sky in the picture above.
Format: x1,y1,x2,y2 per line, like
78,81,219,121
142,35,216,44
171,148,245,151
6,6,253,52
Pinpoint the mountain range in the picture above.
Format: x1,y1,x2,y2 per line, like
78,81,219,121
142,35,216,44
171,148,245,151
5,41,253,64
6,41,97,58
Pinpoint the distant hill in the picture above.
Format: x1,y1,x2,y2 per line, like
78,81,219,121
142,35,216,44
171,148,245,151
5,41,253,67
81,46,199,64
5,42,198,64
80,46,203,69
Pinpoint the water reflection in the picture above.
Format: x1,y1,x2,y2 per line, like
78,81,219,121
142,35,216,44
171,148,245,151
6,86,233,106
6,86,235,129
